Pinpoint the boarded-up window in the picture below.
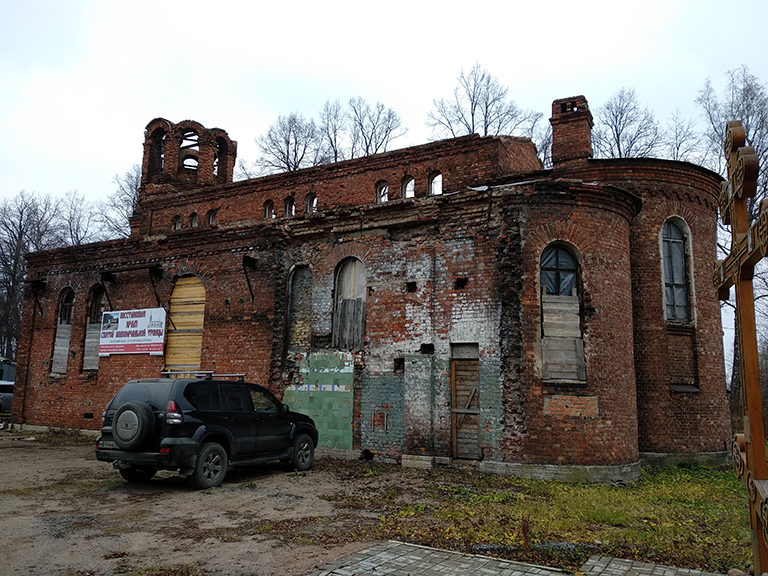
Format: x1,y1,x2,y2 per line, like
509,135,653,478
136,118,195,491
52,289,75,375
662,220,691,323
540,246,585,382
164,276,205,373
287,265,313,349
332,258,366,350
82,286,107,370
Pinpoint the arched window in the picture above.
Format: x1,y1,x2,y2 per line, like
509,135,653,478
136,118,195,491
402,176,415,199
287,265,313,350
147,127,167,179
52,288,75,374
541,245,577,296
540,245,585,382
190,212,199,228
333,258,367,350
264,200,275,219
305,193,318,213
207,209,217,226
429,172,443,196
284,197,295,217
172,215,182,231
376,181,389,203
83,286,107,370
662,220,691,323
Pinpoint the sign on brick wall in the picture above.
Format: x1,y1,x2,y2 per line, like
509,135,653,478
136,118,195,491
98,308,166,356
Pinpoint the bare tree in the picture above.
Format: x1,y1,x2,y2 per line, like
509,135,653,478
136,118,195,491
348,97,406,158
0,192,62,361
592,88,663,158
57,190,98,246
427,63,541,139
95,164,141,239
664,109,704,163
254,113,328,174
318,100,347,163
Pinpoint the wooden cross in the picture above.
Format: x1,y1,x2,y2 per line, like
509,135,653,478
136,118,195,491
714,120,768,570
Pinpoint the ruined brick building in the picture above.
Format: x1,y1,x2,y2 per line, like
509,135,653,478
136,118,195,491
14,96,730,481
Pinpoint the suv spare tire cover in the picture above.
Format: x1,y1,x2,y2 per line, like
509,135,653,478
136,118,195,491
113,401,155,450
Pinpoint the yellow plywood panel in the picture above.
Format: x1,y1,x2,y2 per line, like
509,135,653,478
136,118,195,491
165,276,205,372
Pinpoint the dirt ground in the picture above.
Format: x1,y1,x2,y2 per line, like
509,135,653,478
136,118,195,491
0,431,384,576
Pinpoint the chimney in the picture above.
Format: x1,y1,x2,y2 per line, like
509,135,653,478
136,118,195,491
550,96,593,167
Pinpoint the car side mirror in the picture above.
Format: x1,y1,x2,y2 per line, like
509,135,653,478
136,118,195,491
282,404,289,414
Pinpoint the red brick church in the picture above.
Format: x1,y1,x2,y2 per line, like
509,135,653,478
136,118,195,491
14,95,730,481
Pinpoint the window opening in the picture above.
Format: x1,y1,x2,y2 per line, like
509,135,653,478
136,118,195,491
376,181,389,203
190,212,199,228
402,177,415,199
207,209,217,226
540,244,585,382
455,278,468,289
663,220,691,322
541,246,577,296
305,193,318,213
333,258,367,350
406,281,417,293
264,200,275,219
284,197,295,217
172,216,182,231
429,173,443,196
52,289,75,374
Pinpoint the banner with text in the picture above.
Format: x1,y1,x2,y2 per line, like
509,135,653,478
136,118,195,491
99,308,166,356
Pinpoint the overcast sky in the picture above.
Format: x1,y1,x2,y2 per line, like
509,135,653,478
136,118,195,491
1,0,768,203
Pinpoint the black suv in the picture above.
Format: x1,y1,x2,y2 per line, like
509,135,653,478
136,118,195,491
95,376,318,489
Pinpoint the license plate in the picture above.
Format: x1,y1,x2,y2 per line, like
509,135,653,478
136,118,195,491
99,440,118,449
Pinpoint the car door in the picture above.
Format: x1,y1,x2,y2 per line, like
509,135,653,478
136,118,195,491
247,385,292,454
220,383,256,456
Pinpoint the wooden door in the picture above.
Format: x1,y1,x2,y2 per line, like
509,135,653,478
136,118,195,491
164,276,205,373
451,359,481,460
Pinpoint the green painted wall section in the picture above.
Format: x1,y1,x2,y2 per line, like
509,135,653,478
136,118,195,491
284,351,354,450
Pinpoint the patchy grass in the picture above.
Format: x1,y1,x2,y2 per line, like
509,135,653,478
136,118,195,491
313,459,750,573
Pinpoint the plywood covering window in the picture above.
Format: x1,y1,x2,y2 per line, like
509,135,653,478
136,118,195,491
52,289,75,375
333,258,366,350
164,276,206,373
540,246,586,382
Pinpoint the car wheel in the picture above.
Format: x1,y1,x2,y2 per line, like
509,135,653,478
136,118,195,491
188,442,228,489
113,401,155,450
288,433,314,472
119,467,157,483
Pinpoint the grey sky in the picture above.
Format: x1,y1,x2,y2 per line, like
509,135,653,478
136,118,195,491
1,0,767,201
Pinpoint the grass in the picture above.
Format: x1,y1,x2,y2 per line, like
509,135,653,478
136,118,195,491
368,463,750,572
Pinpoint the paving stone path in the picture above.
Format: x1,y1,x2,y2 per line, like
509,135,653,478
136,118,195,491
309,541,725,576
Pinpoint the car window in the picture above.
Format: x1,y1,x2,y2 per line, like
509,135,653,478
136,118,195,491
221,384,253,412
184,382,220,411
249,388,279,414
0,385,13,394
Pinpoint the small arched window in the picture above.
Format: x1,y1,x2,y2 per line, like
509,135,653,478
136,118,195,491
402,176,415,199
376,181,389,203
207,209,217,226
284,197,295,217
172,215,182,231
264,200,275,219
190,212,199,228
305,193,318,213
662,220,691,323
429,172,443,196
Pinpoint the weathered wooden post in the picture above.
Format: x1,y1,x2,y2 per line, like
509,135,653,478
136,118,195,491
714,120,768,571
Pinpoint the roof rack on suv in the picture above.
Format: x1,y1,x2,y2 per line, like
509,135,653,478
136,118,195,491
160,371,246,382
